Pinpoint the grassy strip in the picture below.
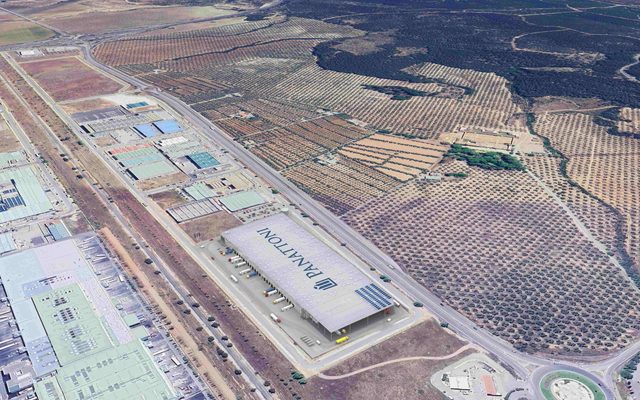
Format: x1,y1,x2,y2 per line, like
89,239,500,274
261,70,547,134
540,371,605,400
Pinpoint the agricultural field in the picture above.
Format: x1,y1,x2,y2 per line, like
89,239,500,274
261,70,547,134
343,160,640,356
338,134,448,181
0,12,54,46
94,15,523,141
3,1,238,36
46,6,235,35
618,107,640,136
89,0,640,360
19,56,124,102
284,158,400,215
247,116,369,170
534,111,640,273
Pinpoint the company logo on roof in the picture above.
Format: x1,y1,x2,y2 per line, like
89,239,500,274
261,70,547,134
313,278,337,291
257,227,327,281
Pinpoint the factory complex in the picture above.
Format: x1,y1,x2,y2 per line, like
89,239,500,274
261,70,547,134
0,237,195,400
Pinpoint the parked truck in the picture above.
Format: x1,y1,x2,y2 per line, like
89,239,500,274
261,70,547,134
335,336,350,345
272,296,285,304
270,313,281,323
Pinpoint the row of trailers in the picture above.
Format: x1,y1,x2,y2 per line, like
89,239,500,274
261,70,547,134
226,253,350,345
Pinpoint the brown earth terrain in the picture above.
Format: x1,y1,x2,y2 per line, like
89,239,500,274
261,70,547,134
308,320,475,399
19,56,124,102
150,189,189,209
180,212,242,242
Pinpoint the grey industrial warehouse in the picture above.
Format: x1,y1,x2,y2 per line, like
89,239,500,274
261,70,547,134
222,213,394,335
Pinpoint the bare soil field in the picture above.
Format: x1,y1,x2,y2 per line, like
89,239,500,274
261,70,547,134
59,97,118,114
180,212,242,243
0,122,21,153
306,320,474,399
22,3,236,35
93,136,118,147
149,189,188,209
310,351,475,400
343,160,640,356
136,171,187,191
19,57,124,102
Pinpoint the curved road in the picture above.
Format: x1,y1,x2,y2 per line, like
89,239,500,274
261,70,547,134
1,2,636,396
319,343,476,380
78,43,640,400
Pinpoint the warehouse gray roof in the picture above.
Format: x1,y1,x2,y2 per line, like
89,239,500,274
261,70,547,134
223,213,392,332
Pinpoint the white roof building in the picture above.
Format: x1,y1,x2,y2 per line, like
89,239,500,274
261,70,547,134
222,213,392,332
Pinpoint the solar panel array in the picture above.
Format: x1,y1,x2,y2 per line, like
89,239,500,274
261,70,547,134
355,283,392,310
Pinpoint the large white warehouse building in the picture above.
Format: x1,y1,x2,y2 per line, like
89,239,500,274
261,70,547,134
222,213,393,333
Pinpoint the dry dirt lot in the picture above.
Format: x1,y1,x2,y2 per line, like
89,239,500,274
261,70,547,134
19,56,124,102
0,123,21,153
306,320,475,400
39,6,235,35
136,171,187,191
149,189,188,209
180,212,242,242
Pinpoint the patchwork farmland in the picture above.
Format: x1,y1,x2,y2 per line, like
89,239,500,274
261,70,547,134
89,12,640,358
343,160,640,355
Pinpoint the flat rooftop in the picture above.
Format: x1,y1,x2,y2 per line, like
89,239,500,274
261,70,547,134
219,190,265,212
35,340,177,400
0,165,53,223
33,284,114,366
222,213,392,333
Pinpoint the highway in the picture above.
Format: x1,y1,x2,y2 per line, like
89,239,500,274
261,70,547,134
0,4,635,397
78,43,640,400
79,45,543,393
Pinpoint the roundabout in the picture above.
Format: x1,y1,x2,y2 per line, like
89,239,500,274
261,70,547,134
538,369,608,400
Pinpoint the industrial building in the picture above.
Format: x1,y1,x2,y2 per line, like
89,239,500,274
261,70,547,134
219,190,265,212
0,239,179,400
153,119,182,134
222,213,393,334
187,151,219,169
0,166,53,223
